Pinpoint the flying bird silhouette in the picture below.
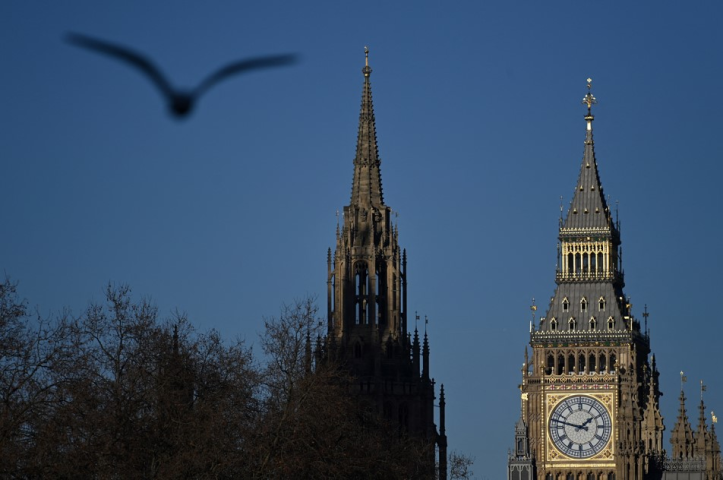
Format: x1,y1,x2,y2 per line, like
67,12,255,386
66,32,298,118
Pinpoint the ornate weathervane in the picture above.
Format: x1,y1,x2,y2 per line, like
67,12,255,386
582,77,597,115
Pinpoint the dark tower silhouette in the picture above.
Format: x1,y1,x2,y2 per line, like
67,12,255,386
509,80,665,480
326,49,446,478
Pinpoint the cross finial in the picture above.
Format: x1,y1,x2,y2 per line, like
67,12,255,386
582,77,597,116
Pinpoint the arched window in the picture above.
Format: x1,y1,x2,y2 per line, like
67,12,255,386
355,262,369,324
581,297,587,312
562,298,569,312
599,296,606,311
589,353,596,373
575,253,581,274
568,317,576,331
600,354,607,372
568,354,575,374
590,317,597,330
550,318,557,331
610,353,617,372
547,354,554,374
607,316,615,330
557,354,565,375
578,353,586,373
376,260,387,328
567,253,574,274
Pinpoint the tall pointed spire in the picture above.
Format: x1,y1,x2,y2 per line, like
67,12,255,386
670,377,696,459
325,53,442,476
350,47,384,207
563,78,613,231
695,381,710,457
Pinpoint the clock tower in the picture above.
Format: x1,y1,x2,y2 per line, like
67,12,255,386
509,80,665,480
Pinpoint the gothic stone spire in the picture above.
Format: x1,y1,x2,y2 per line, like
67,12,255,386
670,385,696,459
350,47,384,207
563,78,614,231
324,53,440,474
541,79,627,333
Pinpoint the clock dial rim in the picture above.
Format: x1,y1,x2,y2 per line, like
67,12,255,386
548,394,612,459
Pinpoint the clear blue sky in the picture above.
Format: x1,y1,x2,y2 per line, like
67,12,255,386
3,2,722,478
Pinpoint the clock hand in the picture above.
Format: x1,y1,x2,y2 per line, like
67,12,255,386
550,419,588,431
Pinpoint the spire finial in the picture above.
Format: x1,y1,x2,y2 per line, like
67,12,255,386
363,46,371,77
582,77,597,131
643,304,649,330
583,78,597,114
701,380,707,402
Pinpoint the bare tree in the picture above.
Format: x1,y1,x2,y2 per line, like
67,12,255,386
11,284,259,478
0,277,71,476
2,284,447,478
448,451,476,480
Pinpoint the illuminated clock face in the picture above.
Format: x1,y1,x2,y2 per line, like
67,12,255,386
549,395,612,458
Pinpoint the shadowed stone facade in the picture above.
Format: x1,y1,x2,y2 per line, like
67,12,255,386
323,50,447,479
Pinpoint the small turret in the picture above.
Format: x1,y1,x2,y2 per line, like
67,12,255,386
670,375,696,459
439,385,448,480
422,330,430,382
413,327,420,378
694,381,710,458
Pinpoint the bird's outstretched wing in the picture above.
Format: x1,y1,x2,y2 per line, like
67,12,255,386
193,54,298,97
66,32,175,98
